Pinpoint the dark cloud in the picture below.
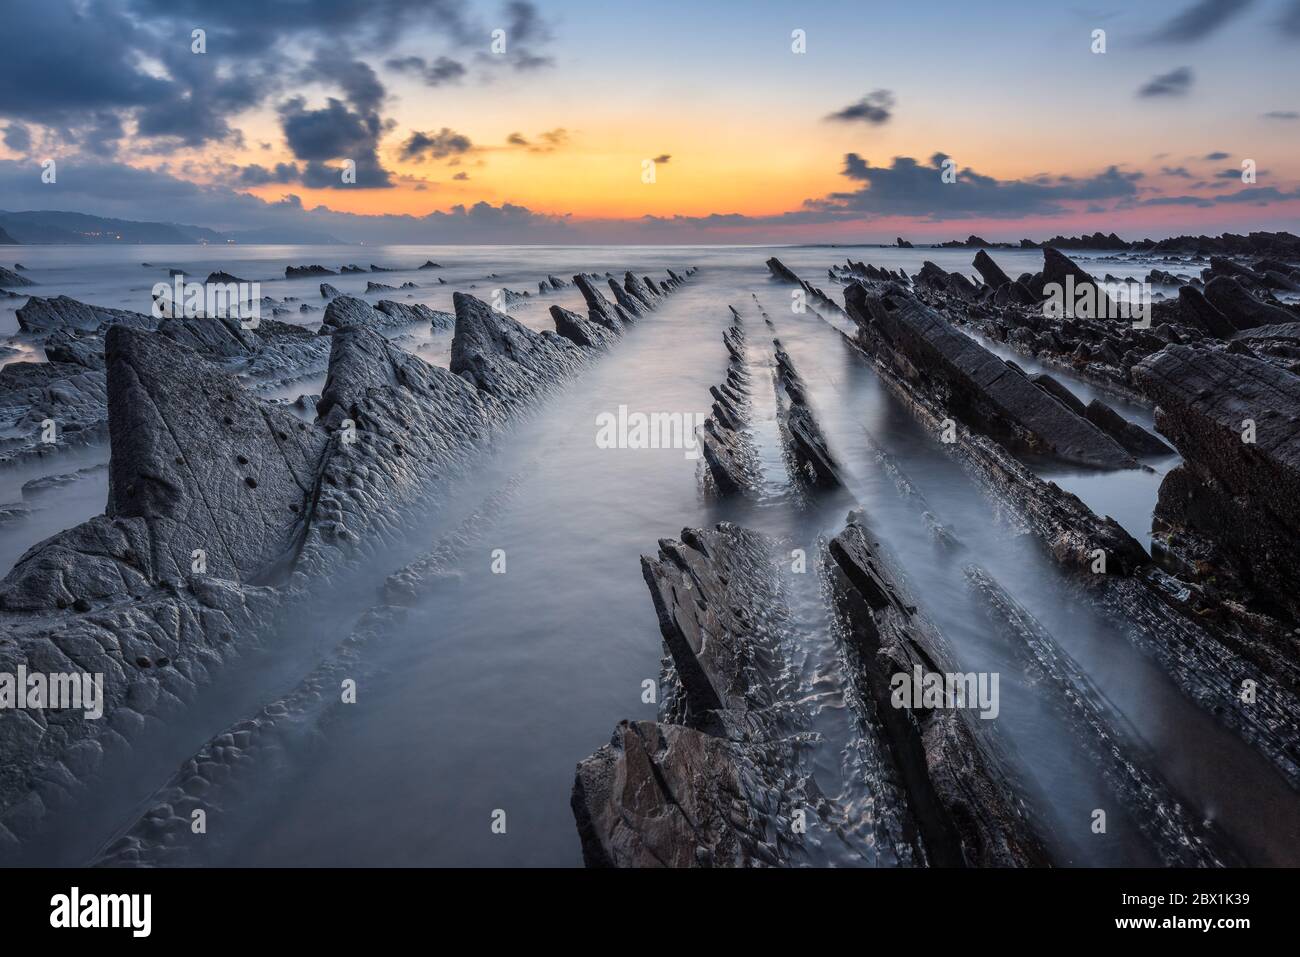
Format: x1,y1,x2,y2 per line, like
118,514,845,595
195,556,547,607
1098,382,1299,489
453,171,469,180
826,90,895,125
505,1,552,44
2,122,31,153
1262,110,1299,119
1161,165,1193,177
1144,0,1255,43
400,128,474,161
236,162,303,185
1137,67,1194,97
1204,150,1230,159
653,154,671,165
1279,0,1300,37
0,0,481,152
280,98,376,162
303,50,386,115
505,128,568,152
477,1,556,72
385,54,467,87
807,152,1142,221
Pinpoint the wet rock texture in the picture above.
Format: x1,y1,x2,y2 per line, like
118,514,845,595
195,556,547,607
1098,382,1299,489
830,270,1300,790
963,565,1238,867
846,283,1136,470
1,297,332,467
1135,345,1300,628
828,516,1050,867
773,339,845,489
699,311,759,497
572,524,812,868
0,267,693,860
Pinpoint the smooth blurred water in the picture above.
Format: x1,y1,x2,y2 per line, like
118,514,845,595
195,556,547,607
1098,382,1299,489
4,244,1297,867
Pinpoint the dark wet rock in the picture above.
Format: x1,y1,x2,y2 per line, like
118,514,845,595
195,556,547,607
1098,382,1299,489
0,358,109,465
1146,269,1185,286
320,283,342,300
973,250,1012,289
700,314,757,498
43,330,105,370
340,264,365,274
399,281,418,289
773,340,844,489
418,260,442,269
1083,398,1172,457
1041,247,1113,311
17,296,155,336
896,237,914,248
449,292,590,406
545,274,568,290
574,274,631,331
828,297,1300,786
1135,345,1300,621
0,265,691,858
285,265,336,278
765,258,845,314
369,264,393,272
1203,276,1295,331
0,266,33,287
365,281,396,293
963,565,1237,867
1028,372,1087,417
1176,285,1237,338
20,464,107,500
828,514,1050,866
549,305,614,350
606,276,646,318
624,272,658,308
844,283,1137,470
573,719,762,867
319,295,393,333
573,524,823,868
204,271,247,285
375,300,453,329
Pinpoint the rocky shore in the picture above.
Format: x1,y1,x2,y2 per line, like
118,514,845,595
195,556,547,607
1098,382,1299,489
0,264,695,860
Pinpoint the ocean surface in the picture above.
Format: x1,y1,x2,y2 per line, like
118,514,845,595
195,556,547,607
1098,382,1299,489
4,244,1297,866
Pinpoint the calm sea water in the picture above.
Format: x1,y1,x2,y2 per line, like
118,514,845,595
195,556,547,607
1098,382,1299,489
5,244,1296,866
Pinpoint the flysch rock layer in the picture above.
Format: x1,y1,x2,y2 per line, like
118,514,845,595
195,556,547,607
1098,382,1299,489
1135,345,1300,631
828,276,1300,789
0,268,692,860
772,339,846,490
699,310,759,498
572,524,834,868
846,283,1136,470
828,514,1050,867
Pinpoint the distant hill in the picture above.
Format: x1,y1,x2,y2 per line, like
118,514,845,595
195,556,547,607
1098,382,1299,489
0,210,341,245
0,225,17,244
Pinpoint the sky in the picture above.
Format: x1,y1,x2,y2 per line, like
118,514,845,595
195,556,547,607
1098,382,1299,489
0,0,1298,243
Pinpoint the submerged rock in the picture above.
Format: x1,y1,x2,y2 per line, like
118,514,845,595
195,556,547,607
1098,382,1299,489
699,314,758,497
828,514,1050,867
1135,345,1300,621
0,266,34,287
17,296,155,336
285,264,336,279
573,524,818,867
844,283,1137,469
